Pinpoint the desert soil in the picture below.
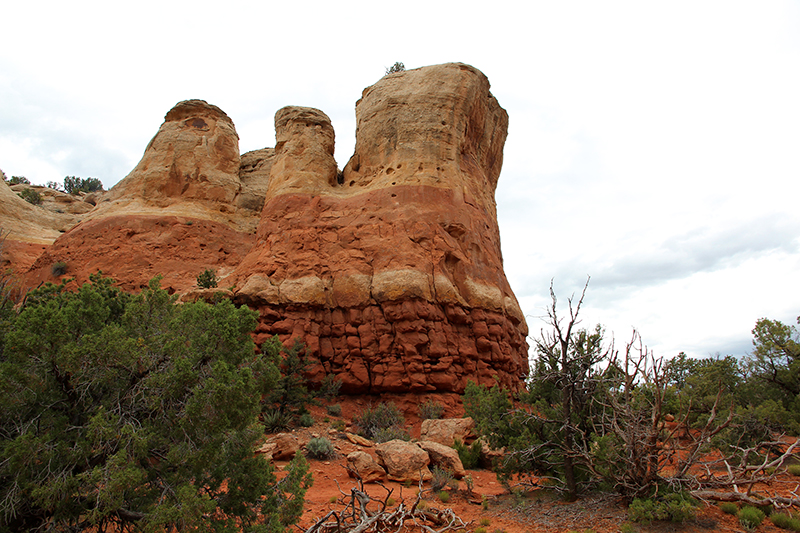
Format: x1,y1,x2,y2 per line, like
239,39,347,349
273,398,799,533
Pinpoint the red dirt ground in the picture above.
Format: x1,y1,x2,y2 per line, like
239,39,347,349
277,397,800,533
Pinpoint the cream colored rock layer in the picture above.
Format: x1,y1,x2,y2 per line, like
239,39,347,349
237,270,524,323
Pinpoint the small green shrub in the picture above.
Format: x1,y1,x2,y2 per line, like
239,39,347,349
305,437,335,459
431,465,454,492
326,403,342,416
438,491,450,503
771,512,800,531
299,412,314,427
353,402,406,441
331,419,345,431
373,426,410,443
419,399,445,420
329,496,338,504
479,518,491,527
386,497,396,507
416,499,428,510
9,175,30,185
719,502,738,515
319,374,342,400
385,61,405,75
788,464,800,476
738,506,766,530
196,268,218,289
464,475,474,494
619,523,636,533
51,261,67,276
453,439,482,469
628,492,697,523
263,409,291,433
18,188,42,205
475,528,487,533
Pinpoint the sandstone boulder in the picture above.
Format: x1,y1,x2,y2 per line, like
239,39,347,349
417,440,466,478
375,440,432,482
346,451,386,483
419,418,476,447
345,432,374,447
257,433,300,461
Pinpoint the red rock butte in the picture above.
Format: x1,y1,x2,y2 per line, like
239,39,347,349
5,62,529,393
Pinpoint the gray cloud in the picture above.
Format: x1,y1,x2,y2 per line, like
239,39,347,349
589,215,799,291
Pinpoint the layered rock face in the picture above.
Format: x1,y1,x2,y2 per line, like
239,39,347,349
13,64,528,393
23,100,260,292
233,63,528,393
0,181,86,273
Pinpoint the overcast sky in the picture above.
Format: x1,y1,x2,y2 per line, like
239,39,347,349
2,1,799,361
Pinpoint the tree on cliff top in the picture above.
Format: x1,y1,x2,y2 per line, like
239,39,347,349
0,274,311,532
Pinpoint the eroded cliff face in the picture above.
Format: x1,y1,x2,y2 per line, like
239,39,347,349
232,63,528,393
23,100,260,293
11,63,529,393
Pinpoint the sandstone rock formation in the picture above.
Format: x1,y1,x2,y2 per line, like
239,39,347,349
0,182,87,273
12,63,529,395
22,100,261,293
233,63,528,394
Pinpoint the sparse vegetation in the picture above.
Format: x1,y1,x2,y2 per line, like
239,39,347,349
8,175,30,185
326,403,342,416
51,261,67,276
419,398,445,419
628,492,698,524
479,517,491,527
771,511,800,531
789,464,800,476
385,61,405,75
738,505,766,530
63,175,103,194
18,188,42,205
299,412,315,427
306,437,336,459
353,401,407,442
720,502,739,514
431,465,454,492
465,279,800,512
373,425,410,442
196,267,218,288
319,373,343,399
438,491,450,503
